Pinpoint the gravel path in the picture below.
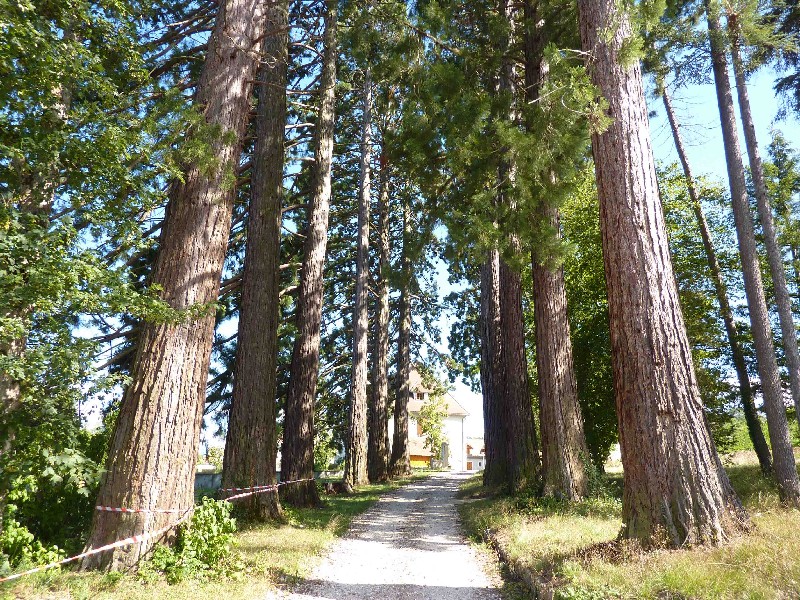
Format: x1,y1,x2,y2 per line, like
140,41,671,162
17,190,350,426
271,472,502,600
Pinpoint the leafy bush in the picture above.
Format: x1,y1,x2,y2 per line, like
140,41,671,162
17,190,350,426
0,504,64,575
5,431,105,555
141,498,239,584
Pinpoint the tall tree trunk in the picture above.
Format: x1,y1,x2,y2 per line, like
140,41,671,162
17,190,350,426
344,68,372,488
478,0,541,494
499,258,541,492
480,250,507,488
524,0,590,500
531,228,590,500
83,0,268,570
705,0,800,503
729,13,800,432
280,0,338,508
389,197,412,478
368,146,391,483
662,89,773,475
221,0,288,521
578,0,749,546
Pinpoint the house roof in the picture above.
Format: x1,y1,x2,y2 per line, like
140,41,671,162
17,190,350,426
408,394,469,417
408,369,433,394
407,368,469,417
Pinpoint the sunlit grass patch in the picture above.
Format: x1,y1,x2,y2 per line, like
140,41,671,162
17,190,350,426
460,452,800,599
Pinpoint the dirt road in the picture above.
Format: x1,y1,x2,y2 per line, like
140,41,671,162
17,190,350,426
275,472,502,600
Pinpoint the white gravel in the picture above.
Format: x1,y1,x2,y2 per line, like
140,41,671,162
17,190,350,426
269,472,503,600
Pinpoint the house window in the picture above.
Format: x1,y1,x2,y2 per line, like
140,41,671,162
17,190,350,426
417,421,423,437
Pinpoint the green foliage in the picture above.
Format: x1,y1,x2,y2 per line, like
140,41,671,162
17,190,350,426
314,426,342,472
561,168,618,467
141,498,238,584
201,448,224,472
659,163,745,451
0,504,64,575
417,390,448,460
0,0,206,563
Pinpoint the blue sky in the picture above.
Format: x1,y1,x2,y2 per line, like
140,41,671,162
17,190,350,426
648,67,800,180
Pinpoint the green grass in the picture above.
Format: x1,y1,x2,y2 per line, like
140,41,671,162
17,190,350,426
459,453,800,599
1,475,426,600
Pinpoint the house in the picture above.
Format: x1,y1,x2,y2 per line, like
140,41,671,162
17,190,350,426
464,436,486,472
389,368,470,471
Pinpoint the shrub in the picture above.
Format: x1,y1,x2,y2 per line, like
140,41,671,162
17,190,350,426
141,497,239,584
0,504,64,575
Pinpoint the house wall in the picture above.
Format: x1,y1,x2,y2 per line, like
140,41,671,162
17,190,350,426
443,416,465,471
388,413,466,471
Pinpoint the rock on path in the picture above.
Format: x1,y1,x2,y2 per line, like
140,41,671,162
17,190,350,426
272,472,502,600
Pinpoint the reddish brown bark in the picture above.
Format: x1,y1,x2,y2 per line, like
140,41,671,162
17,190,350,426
368,149,391,483
480,0,541,494
532,227,590,499
83,0,269,569
524,0,589,500
479,250,506,488
578,0,749,546
221,0,289,521
344,69,372,488
280,0,338,507
389,198,412,479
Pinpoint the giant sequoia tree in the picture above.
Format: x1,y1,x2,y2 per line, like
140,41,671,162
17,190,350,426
343,68,372,489
577,0,748,546
83,0,269,569
221,0,289,521
480,0,541,494
368,141,392,483
281,0,338,507
389,196,413,478
524,0,590,500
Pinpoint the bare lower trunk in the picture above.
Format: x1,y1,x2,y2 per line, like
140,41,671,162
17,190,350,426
480,250,507,488
705,0,799,502
532,232,590,499
578,0,749,546
344,70,372,488
368,154,391,483
662,89,772,475
729,14,800,433
222,0,289,521
280,0,339,508
389,198,412,479
83,0,269,570
499,257,541,492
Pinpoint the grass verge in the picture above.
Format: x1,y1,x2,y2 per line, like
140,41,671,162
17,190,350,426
2,475,426,600
459,452,800,599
